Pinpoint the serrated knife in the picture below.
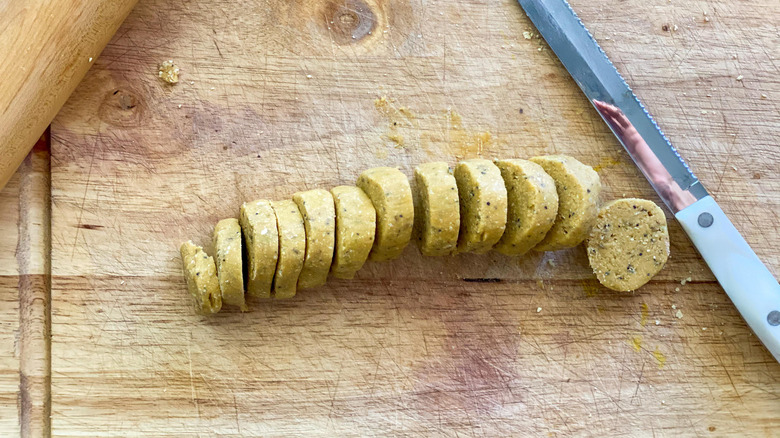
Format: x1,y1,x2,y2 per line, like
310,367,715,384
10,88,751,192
517,0,780,361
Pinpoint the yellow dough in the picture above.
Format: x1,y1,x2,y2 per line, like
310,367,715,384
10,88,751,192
356,167,414,261
271,200,306,299
587,198,670,291
293,189,336,289
453,159,508,254
413,162,459,256
179,241,222,314
240,200,278,299
530,155,601,251
213,218,247,310
494,159,559,256
330,186,376,279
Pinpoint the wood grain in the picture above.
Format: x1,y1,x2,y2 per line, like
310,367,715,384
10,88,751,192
48,0,779,436
0,136,51,437
0,0,137,191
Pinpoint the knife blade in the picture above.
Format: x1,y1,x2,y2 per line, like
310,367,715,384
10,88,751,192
518,0,780,361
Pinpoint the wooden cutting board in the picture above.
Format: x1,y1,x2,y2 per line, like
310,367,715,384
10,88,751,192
42,0,780,435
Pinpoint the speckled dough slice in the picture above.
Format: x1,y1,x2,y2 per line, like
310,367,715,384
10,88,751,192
213,218,247,310
356,167,414,261
293,189,336,289
330,186,376,279
240,200,278,299
494,159,559,256
413,162,459,256
530,155,601,251
179,241,222,314
587,198,670,291
453,159,508,254
271,200,306,299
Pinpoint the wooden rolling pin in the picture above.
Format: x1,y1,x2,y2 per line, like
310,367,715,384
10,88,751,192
0,0,138,192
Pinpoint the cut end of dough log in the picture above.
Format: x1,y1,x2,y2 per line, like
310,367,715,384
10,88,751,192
330,185,376,279
179,240,222,314
413,162,459,256
530,155,601,251
240,200,279,299
357,167,414,262
494,159,558,256
453,159,507,254
587,198,670,291
271,200,306,299
293,189,336,290
213,218,247,311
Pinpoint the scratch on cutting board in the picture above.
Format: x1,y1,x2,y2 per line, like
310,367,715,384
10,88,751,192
187,340,201,418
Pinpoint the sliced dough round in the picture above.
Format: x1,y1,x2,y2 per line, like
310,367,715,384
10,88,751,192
587,198,670,291
293,189,336,289
494,159,559,256
179,241,222,314
271,200,306,299
240,200,278,299
413,162,459,256
356,167,414,261
453,159,508,254
530,155,601,251
330,186,376,279
213,218,247,310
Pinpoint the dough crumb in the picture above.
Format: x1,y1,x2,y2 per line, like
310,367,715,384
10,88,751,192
523,31,533,40
736,75,744,81
655,320,660,325
681,276,692,285
675,309,683,319
536,307,542,313
158,60,180,84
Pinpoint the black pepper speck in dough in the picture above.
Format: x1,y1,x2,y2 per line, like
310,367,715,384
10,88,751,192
494,159,558,256
271,200,306,299
357,167,414,261
454,159,508,254
587,198,670,291
530,155,601,251
293,189,335,290
213,218,247,310
179,240,222,314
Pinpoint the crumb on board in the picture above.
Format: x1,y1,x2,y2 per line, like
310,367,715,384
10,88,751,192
158,60,180,84
523,31,533,39
674,287,680,292
675,309,684,319
761,94,768,99
681,276,692,285
547,259,556,268
655,320,661,325
736,75,744,81
536,307,542,313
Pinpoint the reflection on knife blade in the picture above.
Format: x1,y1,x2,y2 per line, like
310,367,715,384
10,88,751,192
592,99,697,211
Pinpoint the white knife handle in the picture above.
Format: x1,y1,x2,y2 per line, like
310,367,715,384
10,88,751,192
676,196,780,361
